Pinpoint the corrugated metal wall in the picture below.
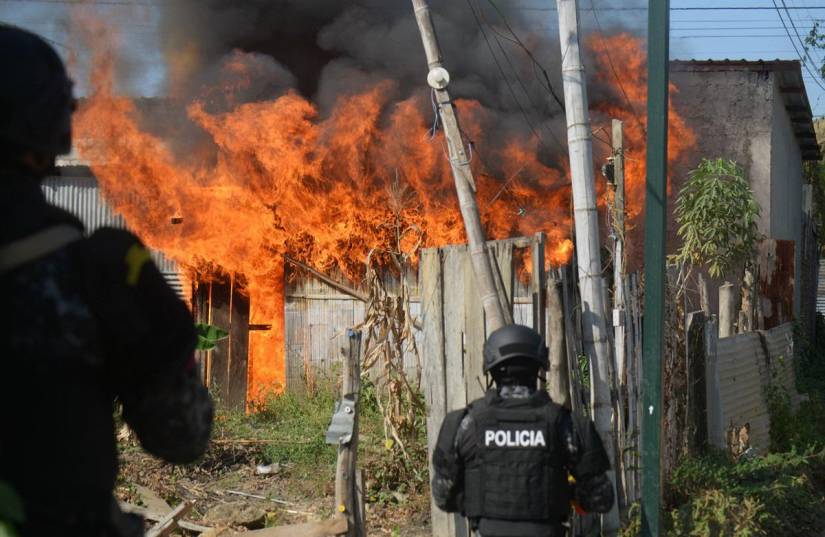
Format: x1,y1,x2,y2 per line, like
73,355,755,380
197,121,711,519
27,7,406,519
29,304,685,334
714,323,799,453
817,259,825,314
41,172,182,294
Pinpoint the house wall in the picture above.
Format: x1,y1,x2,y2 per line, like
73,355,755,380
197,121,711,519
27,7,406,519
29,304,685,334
769,77,804,317
669,68,774,237
669,66,807,321
669,67,775,314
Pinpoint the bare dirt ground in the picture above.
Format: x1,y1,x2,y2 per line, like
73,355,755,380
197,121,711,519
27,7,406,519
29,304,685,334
115,430,431,536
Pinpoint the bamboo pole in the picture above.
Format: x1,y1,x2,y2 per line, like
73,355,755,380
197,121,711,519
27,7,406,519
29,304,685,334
719,282,735,338
410,0,511,331
547,273,570,407
612,119,626,386
554,1,620,534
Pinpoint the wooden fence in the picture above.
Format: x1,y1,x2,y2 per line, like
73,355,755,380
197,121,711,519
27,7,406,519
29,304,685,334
419,234,547,537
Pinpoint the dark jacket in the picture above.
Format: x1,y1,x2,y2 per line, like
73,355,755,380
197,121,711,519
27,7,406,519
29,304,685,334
0,176,213,536
431,386,614,537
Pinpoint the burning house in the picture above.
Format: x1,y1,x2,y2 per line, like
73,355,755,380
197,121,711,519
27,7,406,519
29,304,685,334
43,0,819,410
63,4,675,408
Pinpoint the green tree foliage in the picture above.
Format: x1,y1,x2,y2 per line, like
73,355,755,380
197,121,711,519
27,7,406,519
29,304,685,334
804,160,825,251
195,323,229,351
672,158,760,279
805,22,825,79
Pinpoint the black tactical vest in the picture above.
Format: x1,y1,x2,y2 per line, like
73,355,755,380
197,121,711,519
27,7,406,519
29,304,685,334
462,389,570,533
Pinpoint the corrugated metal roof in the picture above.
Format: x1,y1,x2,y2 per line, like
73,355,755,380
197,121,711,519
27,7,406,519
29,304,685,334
41,172,181,290
42,175,127,230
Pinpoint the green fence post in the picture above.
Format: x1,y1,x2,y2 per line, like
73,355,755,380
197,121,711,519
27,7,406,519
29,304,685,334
641,1,670,536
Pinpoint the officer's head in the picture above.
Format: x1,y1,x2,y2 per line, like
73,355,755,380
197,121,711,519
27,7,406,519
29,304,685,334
483,324,548,388
0,25,75,178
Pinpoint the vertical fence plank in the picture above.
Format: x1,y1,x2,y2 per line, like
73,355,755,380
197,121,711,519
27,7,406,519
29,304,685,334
465,248,486,402
531,232,547,339
442,246,468,537
491,240,515,329
419,249,450,537
443,246,468,412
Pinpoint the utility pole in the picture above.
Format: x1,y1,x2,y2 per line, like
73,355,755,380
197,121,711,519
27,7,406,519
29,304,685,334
410,0,511,331
612,119,629,505
641,0,670,535
554,1,620,535
612,119,626,388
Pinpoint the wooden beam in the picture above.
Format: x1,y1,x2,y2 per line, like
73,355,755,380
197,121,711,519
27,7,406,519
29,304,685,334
284,256,368,302
145,501,194,537
119,502,212,534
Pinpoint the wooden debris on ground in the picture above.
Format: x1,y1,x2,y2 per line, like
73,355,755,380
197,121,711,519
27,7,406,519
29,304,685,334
145,500,195,537
120,502,213,534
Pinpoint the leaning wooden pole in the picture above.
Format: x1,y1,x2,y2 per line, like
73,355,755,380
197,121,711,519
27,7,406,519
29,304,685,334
555,0,620,534
410,0,511,330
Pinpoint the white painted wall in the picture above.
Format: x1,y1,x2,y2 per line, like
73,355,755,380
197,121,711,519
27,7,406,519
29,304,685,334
769,77,804,317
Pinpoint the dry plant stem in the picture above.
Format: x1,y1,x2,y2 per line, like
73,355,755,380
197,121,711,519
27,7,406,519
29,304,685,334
357,239,423,465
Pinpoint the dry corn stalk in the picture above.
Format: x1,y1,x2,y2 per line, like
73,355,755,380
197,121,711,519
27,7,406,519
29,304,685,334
357,225,424,461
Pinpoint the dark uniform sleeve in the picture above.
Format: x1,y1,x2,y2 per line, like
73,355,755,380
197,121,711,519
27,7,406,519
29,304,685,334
431,409,468,513
82,228,213,463
559,411,615,514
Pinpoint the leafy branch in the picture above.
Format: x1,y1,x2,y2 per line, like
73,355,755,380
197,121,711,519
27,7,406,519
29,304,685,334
671,158,761,279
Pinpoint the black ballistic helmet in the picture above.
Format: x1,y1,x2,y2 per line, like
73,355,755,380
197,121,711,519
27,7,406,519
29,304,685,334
483,324,549,373
0,24,75,156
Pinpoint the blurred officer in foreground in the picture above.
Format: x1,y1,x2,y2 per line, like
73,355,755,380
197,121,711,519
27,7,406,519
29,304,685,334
0,25,213,536
431,324,614,537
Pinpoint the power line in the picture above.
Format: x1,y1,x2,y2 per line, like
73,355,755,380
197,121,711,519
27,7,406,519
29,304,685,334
779,0,825,73
789,0,825,65
511,5,825,11
589,3,646,135
672,25,819,30
481,0,565,109
0,0,159,4
6,0,825,10
465,0,565,154
771,0,825,90
674,34,793,38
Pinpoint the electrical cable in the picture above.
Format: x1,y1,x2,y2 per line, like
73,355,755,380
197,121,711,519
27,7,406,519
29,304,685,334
589,3,646,136
465,0,566,156
771,0,825,91
779,0,825,80
481,0,565,110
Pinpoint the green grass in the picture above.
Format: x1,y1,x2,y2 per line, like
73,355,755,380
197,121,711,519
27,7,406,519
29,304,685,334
212,378,430,509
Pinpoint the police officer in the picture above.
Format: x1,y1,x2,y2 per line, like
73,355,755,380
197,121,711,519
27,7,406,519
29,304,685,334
0,25,213,536
431,324,614,537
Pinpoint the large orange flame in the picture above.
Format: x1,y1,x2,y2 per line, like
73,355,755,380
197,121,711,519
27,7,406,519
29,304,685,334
71,20,693,400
